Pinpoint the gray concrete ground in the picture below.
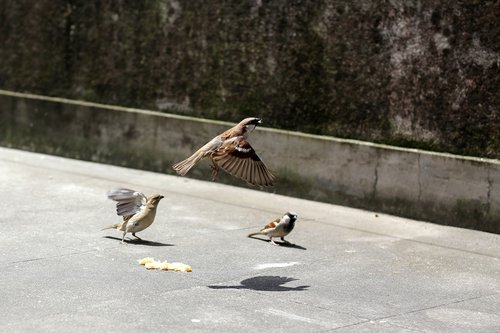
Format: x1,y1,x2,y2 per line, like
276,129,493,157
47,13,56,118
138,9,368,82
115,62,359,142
0,147,499,332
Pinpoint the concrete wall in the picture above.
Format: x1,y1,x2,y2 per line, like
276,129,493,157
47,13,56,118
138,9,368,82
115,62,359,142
1,1,499,159
1,89,498,234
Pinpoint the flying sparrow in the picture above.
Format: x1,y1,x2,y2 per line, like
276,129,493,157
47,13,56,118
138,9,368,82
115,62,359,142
102,188,164,244
172,117,275,187
248,212,298,245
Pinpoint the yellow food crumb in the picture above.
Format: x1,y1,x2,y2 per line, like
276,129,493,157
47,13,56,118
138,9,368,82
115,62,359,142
138,257,155,265
169,262,181,271
139,258,191,272
169,262,192,272
144,261,162,270
159,261,170,270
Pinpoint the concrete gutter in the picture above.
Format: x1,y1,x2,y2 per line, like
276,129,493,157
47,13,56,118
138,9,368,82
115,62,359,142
0,89,498,233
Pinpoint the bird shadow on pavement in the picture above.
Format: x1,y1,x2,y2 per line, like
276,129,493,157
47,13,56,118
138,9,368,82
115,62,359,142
247,236,307,250
208,276,309,292
103,236,175,247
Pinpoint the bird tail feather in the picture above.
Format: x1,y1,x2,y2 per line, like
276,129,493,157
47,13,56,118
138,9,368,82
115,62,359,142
101,223,121,231
172,151,204,176
248,231,265,237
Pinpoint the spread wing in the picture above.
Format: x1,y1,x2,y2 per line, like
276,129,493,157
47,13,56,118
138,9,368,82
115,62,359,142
107,188,147,217
212,137,276,187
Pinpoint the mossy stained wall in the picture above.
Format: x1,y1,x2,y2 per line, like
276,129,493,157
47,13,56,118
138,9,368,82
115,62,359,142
0,1,498,158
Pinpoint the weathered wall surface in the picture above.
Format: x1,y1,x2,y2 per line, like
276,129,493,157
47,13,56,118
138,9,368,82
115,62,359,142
0,1,498,158
1,90,498,234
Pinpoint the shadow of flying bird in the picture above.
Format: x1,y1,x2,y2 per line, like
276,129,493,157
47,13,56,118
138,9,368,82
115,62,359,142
208,276,309,292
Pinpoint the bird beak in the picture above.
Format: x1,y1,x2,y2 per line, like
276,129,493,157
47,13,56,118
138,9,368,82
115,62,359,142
160,195,165,199
256,118,262,124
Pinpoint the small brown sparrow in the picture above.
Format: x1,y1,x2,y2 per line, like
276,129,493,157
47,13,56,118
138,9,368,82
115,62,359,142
102,188,164,244
172,117,275,187
248,212,298,245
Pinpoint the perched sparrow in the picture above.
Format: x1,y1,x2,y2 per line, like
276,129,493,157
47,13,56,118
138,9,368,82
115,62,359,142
172,117,275,187
248,212,298,245
102,188,164,244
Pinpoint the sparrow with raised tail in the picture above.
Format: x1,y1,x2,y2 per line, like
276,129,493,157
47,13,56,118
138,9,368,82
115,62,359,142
172,117,276,187
102,188,164,244
248,212,298,245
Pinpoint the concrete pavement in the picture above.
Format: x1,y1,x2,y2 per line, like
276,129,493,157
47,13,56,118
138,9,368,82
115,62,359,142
0,147,499,332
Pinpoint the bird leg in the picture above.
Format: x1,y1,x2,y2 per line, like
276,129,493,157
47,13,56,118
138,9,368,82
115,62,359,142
280,237,291,244
132,233,142,240
121,231,127,245
210,160,219,180
270,238,278,246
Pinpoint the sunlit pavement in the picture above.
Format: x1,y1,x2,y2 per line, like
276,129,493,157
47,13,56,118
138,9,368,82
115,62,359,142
1,147,499,332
